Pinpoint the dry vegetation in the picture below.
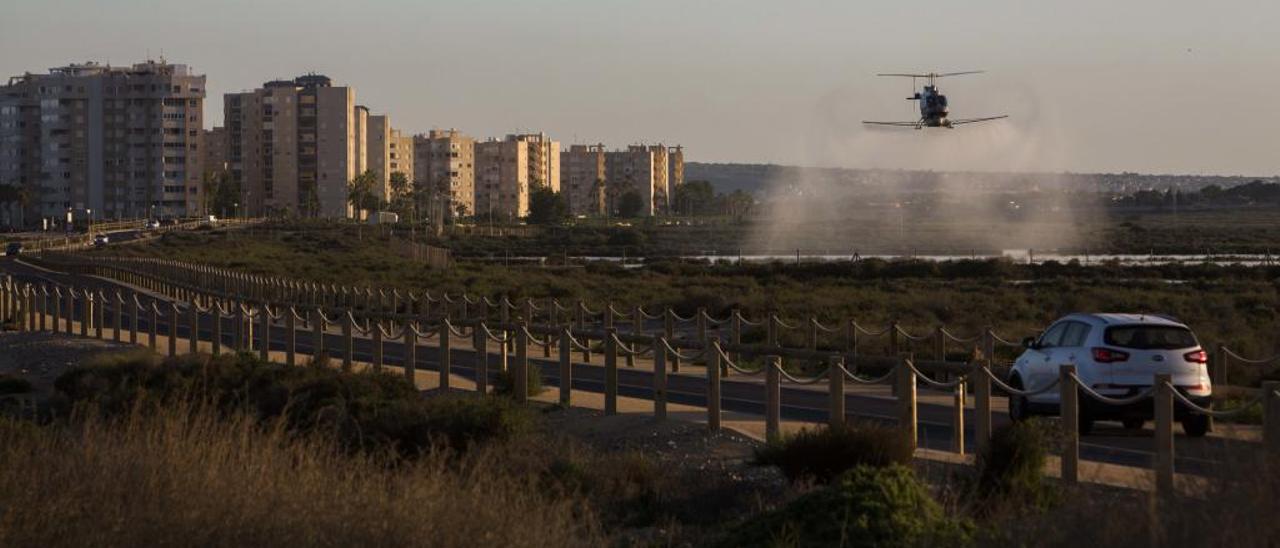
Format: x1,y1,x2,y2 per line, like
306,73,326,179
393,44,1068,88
0,404,598,547
0,346,1277,546
99,224,1280,385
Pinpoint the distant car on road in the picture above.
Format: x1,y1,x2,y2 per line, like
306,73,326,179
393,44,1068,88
4,242,21,256
145,220,161,230
93,234,109,246
1007,313,1212,437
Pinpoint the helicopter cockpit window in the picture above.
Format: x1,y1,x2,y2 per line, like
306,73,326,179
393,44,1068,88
938,96,948,107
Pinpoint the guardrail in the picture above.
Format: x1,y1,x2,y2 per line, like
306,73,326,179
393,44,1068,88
31,253,1280,390
3,268,1278,495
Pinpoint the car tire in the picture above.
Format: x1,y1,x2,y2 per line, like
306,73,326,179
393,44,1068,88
1008,375,1031,422
1182,415,1210,438
1122,418,1145,430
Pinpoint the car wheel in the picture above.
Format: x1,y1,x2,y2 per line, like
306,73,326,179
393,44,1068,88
1182,415,1210,438
1122,418,1145,430
1008,375,1031,422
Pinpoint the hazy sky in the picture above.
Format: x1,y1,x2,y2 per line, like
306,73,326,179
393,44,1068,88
3,0,1276,175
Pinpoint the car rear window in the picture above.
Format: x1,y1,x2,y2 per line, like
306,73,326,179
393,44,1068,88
1104,325,1197,350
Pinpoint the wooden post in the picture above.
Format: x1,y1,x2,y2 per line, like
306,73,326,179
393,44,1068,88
188,302,198,353
404,323,417,383
372,321,383,371
1059,365,1078,484
626,306,640,367
707,341,722,432
94,293,104,339
312,309,325,365
439,320,451,390
829,355,846,428
168,304,178,357
558,327,572,406
514,326,529,404
766,356,781,440
1263,381,1280,459
130,293,139,345
604,328,618,415
286,308,297,366
654,335,667,420
79,290,90,337
1212,343,1227,388
665,308,678,372
898,357,917,450
211,302,222,356
232,301,243,351
1154,373,1175,496
52,289,61,333
258,304,270,361
26,288,34,331
37,288,47,332
476,323,489,394
474,323,487,392
342,314,353,372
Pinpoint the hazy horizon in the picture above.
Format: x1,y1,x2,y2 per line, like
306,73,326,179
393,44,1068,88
4,0,1277,177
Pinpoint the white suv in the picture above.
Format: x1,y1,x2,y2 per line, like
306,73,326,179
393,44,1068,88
1007,313,1212,437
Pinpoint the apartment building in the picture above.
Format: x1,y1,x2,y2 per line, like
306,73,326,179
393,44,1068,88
604,146,660,216
474,133,559,220
202,127,227,177
0,60,205,222
363,114,413,202
667,145,684,189
224,74,356,218
352,105,368,176
560,144,605,216
647,145,670,214
413,129,475,218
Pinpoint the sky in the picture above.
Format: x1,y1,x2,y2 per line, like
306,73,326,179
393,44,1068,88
3,0,1277,176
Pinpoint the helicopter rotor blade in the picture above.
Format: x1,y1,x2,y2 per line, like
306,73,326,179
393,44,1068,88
934,71,985,77
876,73,931,78
949,115,1008,126
860,120,921,126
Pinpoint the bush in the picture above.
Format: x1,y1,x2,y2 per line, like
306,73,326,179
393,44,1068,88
976,420,1055,506
53,350,532,455
413,394,534,450
493,363,544,399
0,404,597,546
0,375,32,396
753,422,913,483
718,464,972,548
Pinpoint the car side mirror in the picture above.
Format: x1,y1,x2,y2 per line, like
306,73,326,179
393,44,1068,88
1021,336,1037,349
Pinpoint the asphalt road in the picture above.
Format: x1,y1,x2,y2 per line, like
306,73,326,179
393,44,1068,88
1,256,1255,476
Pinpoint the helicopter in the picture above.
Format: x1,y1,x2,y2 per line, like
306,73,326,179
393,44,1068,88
862,71,1007,129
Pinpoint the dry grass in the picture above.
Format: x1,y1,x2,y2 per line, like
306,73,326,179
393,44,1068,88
0,402,603,547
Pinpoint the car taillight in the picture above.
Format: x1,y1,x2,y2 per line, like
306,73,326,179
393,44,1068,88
1092,347,1130,363
1183,349,1208,363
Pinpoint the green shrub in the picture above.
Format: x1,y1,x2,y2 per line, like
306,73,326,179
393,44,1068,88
53,350,530,455
413,394,534,449
0,375,32,396
492,363,544,399
976,420,1056,506
754,422,913,483
718,464,972,548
